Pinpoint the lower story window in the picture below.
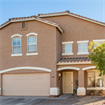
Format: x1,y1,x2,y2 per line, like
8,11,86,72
88,71,104,87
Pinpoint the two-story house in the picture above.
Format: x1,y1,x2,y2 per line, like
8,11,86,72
0,10,105,97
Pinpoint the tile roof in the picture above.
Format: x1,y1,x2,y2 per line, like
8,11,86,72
38,10,70,16
1,10,105,31
57,57,91,64
39,10,105,26
0,16,64,33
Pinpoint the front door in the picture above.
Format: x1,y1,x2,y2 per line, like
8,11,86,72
63,72,73,93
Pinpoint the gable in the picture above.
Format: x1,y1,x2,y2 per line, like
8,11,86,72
0,16,64,33
39,11,105,27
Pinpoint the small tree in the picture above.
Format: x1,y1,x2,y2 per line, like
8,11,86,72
87,41,105,76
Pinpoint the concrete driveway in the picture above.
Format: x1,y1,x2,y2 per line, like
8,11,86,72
0,95,105,105
0,94,70,105
0,96,43,105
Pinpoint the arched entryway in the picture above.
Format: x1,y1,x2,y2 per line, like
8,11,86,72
57,66,80,94
82,66,105,95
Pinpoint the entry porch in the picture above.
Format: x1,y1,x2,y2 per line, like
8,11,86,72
57,57,105,96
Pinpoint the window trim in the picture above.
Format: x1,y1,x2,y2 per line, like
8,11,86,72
93,39,105,42
77,40,89,43
26,52,38,56
11,54,22,57
93,39,105,48
26,32,38,37
62,53,73,55
77,52,89,55
26,32,38,55
62,41,73,44
11,34,22,56
11,34,22,38
77,40,89,55
62,41,74,55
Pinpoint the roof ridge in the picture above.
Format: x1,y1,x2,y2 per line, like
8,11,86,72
9,15,37,20
38,10,70,16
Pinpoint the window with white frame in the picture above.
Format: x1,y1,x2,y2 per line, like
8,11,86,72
28,36,37,53
77,40,89,55
62,41,73,55
11,34,22,56
88,71,104,87
26,33,38,55
93,39,105,47
12,37,21,54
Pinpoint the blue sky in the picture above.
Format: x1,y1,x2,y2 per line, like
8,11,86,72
0,0,105,25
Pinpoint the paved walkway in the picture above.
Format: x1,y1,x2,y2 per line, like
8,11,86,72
0,95,105,105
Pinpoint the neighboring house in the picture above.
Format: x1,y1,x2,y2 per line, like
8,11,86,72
0,10,105,97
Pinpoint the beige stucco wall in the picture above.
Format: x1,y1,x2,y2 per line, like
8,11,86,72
0,20,62,89
42,15,105,58
0,14,105,96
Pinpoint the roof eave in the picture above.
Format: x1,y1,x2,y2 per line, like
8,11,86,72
57,62,92,65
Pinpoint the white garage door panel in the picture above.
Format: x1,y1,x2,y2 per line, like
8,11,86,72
2,73,50,96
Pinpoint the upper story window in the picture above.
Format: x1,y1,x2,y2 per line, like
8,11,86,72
62,41,73,55
26,32,38,55
93,39,105,47
77,40,89,55
28,36,36,53
11,34,22,56
13,38,21,54
88,71,104,87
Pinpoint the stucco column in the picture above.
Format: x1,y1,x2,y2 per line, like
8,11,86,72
50,69,60,97
0,73,1,95
77,69,86,96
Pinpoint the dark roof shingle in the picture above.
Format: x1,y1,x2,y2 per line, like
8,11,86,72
57,57,91,63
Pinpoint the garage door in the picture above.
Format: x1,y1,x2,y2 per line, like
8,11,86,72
2,73,50,96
